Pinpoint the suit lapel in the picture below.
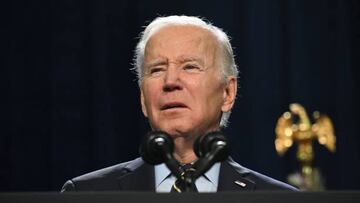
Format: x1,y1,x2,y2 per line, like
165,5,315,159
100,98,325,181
217,158,256,191
117,159,155,191
115,157,255,191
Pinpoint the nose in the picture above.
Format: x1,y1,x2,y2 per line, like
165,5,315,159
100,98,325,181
163,67,182,92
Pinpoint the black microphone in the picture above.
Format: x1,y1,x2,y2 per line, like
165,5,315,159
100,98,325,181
139,131,182,178
193,131,229,179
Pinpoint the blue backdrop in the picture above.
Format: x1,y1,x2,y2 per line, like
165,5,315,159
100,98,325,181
1,0,359,191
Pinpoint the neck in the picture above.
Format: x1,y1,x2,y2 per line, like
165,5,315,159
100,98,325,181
173,149,197,164
173,137,197,164
165,125,221,164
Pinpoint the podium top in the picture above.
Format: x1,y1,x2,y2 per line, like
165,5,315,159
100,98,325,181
1,191,360,203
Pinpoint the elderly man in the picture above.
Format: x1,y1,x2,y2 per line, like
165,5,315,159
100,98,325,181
62,15,297,192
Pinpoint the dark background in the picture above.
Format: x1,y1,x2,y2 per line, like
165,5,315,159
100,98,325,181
1,0,359,191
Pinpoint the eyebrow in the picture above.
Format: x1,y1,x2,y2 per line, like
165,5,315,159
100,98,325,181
144,55,205,69
177,56,204,66
145,59,168,69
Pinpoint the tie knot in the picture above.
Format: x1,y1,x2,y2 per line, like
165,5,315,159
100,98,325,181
180,163,194,171
172,163,198,193
179,164,196,177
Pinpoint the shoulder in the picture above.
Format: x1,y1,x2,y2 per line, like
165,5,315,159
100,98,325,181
226,158,298,191
61,157,144,192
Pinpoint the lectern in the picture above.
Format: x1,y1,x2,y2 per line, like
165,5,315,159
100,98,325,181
1,192,359,203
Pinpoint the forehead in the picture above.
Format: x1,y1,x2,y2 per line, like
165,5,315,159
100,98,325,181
144,25,219,58
148,25,216,41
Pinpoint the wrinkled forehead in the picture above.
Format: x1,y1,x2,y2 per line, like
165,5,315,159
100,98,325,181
148,24,218,44
144,25,221,60
144,21,218,42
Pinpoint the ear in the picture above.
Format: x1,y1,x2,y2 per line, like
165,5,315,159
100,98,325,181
221,76,237,113
140,89,148,117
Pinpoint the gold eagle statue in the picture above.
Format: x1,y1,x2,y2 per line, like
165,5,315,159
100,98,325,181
275,103,336,175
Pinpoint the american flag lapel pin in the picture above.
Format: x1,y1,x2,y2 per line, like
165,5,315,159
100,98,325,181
234,180,247,188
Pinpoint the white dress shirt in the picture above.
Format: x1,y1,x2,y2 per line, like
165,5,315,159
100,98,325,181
155,163,221,193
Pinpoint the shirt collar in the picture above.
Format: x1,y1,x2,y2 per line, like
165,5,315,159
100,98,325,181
155,162,221,187
155,163,171,187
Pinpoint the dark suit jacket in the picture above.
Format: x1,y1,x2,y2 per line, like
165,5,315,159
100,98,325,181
61,157,297,192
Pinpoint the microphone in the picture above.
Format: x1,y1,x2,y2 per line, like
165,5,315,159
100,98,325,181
193,131,229,179
139,131,182,178
139,130,229,189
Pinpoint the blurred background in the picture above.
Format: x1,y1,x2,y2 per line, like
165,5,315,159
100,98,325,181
1,0,359,191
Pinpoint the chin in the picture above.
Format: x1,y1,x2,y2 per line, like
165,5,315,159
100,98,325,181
159,122,196,138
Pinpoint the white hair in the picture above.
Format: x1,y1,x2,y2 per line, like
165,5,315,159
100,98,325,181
133,15,238,127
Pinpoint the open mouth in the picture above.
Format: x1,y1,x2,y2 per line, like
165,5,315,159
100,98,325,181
161,102,187,110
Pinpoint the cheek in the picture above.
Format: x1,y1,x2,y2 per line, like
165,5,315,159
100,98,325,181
144,90,156,107
204,83,225,109
143,85,161,111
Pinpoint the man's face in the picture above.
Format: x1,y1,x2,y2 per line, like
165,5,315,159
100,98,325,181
140,25,236,140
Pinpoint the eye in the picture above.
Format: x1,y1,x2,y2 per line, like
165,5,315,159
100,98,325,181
183,64,201,72
148,67,165,76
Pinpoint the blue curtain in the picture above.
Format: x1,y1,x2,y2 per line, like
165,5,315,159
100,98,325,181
1,0,359,191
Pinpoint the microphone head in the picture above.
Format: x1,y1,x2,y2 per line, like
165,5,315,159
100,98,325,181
194,131,229,162
139,130,174,165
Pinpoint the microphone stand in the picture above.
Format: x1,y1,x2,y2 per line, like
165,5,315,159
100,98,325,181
192,145,226,180
140,130,228,192
164,154,183,180
174,145,227,192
